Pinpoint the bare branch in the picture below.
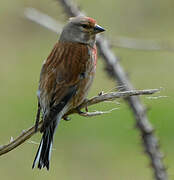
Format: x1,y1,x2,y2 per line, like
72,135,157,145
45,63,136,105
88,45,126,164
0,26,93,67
0,89,158,156
78,89,159,109
55,1,168,180
146,96,168,100
110,36,174,51
24,8,63,34
76,108,119,117
24,8,174,52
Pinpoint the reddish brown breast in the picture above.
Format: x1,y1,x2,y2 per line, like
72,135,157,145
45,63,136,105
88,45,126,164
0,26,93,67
71,45,97,108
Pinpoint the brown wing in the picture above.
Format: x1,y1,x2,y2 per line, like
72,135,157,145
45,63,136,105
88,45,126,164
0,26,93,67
38,42,89,114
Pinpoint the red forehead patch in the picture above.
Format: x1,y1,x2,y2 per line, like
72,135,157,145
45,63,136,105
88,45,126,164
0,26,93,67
86,17,96,24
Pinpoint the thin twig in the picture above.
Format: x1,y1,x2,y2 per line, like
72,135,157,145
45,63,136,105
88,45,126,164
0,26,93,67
24,8,63,34
0,89,158,156
77,108,119,117
146,96,168,100
110,36,174,51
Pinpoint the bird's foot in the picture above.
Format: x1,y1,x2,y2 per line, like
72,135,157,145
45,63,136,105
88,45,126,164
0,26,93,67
63,115,71,121
77,107,86,115
83,98,89,112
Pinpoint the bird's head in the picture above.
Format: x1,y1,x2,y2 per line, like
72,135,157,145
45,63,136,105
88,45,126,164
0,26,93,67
59,16,105,47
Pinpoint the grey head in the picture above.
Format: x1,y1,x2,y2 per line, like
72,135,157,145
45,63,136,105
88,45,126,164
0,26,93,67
59,16,105,47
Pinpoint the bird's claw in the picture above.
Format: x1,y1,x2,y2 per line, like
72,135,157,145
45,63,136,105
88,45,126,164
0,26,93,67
77,108,85,114
83,98,89,112
76,98,89,114
63,116,71,121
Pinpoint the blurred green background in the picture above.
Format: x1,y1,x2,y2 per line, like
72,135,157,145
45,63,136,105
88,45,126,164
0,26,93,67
1,0,174,179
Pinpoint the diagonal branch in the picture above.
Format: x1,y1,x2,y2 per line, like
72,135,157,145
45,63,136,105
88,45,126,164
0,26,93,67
0,89,159,156
55,0,168,180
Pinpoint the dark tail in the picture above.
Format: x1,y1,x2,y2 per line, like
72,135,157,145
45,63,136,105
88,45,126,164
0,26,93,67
32,121,56,170
32,86,77,169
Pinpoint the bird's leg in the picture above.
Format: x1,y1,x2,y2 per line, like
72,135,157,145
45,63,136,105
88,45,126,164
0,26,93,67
83,98,89,112
76,98,89,115
76,107,86,115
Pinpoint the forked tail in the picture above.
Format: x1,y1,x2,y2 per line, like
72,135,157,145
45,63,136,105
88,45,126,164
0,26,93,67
32,121,56,170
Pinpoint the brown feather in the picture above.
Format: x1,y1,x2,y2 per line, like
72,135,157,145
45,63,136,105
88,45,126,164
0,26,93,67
38,42,96,112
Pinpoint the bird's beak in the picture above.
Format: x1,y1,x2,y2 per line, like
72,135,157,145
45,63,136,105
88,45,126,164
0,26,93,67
94,24,105,34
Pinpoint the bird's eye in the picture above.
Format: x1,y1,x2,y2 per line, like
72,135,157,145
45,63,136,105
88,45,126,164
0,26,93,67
81,24,90,29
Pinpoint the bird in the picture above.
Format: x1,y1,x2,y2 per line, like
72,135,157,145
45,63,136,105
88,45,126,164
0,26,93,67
32,16,105,170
